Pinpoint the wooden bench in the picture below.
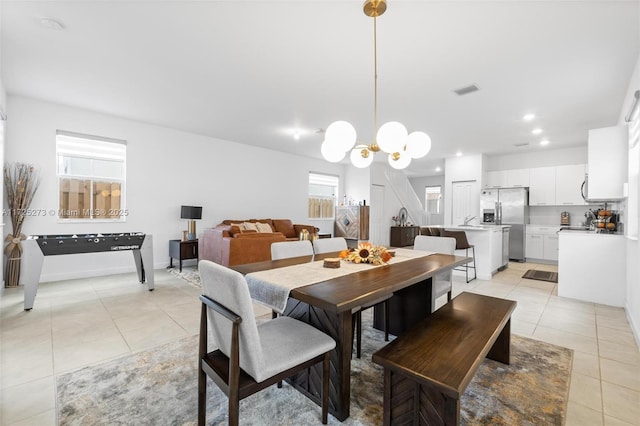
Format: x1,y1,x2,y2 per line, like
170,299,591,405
372,292,517,425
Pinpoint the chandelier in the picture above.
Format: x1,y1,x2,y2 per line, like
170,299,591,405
321,0,431,170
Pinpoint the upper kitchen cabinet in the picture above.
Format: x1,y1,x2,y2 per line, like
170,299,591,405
484,168,529,188
587,125,628,201
505,168,530,188
555,164,587,206
485,171,506,188
529,167,556,206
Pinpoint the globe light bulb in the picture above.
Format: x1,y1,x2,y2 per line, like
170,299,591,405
376,121,407,153
388,151,411,169
321,139,346,162
350,148,374,168
325,121,357,152
405,131,431,159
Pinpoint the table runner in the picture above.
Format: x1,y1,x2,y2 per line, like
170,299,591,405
245,248,433,313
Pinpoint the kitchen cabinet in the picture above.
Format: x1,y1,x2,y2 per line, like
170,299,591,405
506,168,530,187
555,164,587,206
529,167,556,206
485,171,506,188
558,231,625,306
526,226,560,262
587,125,627,200
484,168,529,188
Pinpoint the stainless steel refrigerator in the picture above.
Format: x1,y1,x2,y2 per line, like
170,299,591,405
480,188,528,262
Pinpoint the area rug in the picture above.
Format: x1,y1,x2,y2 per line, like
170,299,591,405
57,313,572,425
168,266,201,288
522,269,559,283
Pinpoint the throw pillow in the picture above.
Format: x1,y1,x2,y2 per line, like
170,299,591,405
229,223,244,236
243,222,258,232
255,222,272,233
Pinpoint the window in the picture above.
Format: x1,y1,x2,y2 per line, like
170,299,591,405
308,173,338,219
56,130,127,220
425,186,442,214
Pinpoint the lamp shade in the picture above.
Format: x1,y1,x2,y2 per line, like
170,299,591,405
180,205,202,220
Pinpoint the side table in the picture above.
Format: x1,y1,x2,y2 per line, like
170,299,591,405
169,239,198,272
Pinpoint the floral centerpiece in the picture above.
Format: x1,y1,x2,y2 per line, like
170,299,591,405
339,242,392,265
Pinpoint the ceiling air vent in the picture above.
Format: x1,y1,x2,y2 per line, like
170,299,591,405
514,142,529,147
453,84,479,96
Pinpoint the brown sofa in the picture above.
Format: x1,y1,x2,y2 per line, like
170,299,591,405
199,219,318,266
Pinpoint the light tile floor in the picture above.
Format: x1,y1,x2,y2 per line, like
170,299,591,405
0,262,638,425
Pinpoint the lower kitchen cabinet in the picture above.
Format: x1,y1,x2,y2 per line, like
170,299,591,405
526,226,560,262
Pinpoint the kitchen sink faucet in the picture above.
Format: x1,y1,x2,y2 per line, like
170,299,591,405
464,215,477,225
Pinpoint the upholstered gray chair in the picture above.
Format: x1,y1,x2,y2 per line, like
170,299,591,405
271,240,314,260
198,260,336,426
413,235,456,312
312,237,348,254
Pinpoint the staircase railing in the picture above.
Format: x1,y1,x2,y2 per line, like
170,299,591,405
383,165,427,226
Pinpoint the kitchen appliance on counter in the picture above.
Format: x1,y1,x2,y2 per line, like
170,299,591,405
480,188,528,261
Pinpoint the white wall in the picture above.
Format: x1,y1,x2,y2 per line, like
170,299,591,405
4,95,345,282
620,54,640,344
409,175,445,225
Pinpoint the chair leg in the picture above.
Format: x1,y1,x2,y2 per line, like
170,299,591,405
384,300,390,342
322,352,330,424
356,310,362,358
197,368,206,426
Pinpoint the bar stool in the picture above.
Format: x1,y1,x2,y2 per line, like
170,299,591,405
441,230,476,283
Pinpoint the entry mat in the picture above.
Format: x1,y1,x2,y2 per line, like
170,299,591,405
522,269,558,283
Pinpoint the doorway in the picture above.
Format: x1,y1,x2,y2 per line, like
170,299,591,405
451,180,479,225
370,184,387,246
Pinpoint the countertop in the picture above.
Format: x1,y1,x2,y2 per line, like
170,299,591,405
432,224,511,231
557,229,625,237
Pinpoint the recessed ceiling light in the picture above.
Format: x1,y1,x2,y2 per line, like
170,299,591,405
292,130,301,140
435,167,441,172
531,128,543,135
456,151,462,157
540,139,550,146
523,113,535,121
39,17,65,31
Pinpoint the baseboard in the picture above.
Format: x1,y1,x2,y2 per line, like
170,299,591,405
625,301,640,349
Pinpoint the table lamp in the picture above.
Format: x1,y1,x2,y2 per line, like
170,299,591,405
181,205,202,241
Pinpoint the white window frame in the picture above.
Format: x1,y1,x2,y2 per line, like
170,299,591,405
56,130,127,223
308,172,339,220
425,185,442,214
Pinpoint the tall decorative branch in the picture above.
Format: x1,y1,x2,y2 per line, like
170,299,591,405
4,163,40,287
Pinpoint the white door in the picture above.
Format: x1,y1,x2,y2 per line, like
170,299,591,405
370,184,387,246
451,180,479,225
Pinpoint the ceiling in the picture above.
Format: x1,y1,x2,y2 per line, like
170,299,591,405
2,1,639,176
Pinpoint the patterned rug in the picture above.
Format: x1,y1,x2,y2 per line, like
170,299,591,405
168,266,201,288
522,269,559,283
57,312,572,425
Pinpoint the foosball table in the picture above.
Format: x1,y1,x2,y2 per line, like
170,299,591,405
21,232,154,310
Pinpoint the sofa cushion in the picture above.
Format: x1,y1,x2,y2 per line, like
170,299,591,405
272,219,296,238
255,222,273,233
243,222,258,232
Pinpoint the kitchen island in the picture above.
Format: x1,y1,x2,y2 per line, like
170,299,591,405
432,225,510,280
558,229,626,306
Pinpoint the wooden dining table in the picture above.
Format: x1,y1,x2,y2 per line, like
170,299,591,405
230,250,470,422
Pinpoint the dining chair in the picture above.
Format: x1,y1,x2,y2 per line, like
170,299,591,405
414,235,456,312
440,230,477,283
198,260,336,426
312,237,348,254
310,236,388,357
271,240,314,260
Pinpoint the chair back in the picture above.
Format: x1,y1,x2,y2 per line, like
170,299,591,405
199,260,265,381
270,240,314,260
312,237,348,254
441,230,471,250
414,235,456,254
419,227,431,236
428,227,441,236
